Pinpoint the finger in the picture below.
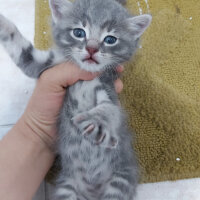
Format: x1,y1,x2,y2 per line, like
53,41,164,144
41,62,98,88
114,79,123,94
78,70,100,82
116,65,124,73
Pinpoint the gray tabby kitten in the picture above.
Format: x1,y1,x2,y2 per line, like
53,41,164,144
0,0,151,199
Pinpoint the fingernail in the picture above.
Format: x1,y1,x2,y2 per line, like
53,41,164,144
118,65,124,72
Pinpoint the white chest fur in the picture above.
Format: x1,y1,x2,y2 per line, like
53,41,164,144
69,78,102,112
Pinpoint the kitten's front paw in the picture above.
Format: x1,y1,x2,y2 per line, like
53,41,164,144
0,14,16,42
72,112,118,149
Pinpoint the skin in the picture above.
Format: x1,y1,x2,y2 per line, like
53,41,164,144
0,62,123,200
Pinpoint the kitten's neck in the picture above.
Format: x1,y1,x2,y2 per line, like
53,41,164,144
99,67,119,84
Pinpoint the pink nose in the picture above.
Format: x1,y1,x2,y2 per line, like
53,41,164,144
86,47,98,55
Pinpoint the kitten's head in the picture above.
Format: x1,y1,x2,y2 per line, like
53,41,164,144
49,0,152,72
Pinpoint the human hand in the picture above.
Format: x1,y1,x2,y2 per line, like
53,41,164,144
17,62,124,148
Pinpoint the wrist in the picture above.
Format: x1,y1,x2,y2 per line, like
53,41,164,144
15,115,55,152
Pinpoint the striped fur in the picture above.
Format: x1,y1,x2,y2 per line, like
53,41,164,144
0,0,152,199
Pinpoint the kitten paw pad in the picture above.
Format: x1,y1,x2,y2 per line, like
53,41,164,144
96,130,106,145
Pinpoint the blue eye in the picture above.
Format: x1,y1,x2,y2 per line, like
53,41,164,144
73,28,86,38
104,36,117,45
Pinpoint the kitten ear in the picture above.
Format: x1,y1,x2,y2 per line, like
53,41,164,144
126,14,152,39
49,0,72,23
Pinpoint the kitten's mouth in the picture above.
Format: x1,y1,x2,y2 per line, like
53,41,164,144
82,56,99,64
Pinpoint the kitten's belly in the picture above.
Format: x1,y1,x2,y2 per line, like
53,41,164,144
66,79,112,199
68,138,111,199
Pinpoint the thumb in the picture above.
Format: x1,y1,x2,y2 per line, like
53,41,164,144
40,62,98,90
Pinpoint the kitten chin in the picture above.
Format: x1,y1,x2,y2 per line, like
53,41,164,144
72,56,111,73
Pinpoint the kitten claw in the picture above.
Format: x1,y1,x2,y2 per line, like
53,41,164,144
82,124,95,136
96,133,106,145
109,137,118,148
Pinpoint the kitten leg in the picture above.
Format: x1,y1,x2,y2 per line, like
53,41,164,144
0,14,64,78
101,170,137,200
72,89,121,149
55,178,77,200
